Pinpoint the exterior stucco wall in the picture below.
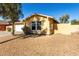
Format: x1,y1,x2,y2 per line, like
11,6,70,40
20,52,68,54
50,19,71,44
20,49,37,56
25,16,51,34
49,19,54,34
70,25,79,33
55,23,79,35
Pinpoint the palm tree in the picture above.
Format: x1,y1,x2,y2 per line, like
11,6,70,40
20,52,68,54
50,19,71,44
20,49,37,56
0,3,23,35
59,14,69,23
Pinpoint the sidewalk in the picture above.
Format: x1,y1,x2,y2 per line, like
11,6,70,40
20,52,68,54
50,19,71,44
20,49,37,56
0,31,11,37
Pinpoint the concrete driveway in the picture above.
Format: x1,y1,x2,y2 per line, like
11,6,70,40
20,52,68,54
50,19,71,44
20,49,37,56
0,31,11,37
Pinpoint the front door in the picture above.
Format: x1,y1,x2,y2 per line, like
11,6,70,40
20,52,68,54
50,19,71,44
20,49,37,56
32,21,41,34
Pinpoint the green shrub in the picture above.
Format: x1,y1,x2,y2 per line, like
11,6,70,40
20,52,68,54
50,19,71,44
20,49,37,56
7,28,11,32
22,26,32,35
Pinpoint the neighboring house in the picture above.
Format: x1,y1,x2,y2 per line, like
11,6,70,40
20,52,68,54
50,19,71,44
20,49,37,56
0,20,10,31
24,13,59,35
6,22,24,33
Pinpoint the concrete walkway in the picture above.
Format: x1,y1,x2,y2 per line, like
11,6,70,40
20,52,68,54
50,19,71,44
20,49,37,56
0,31,11,37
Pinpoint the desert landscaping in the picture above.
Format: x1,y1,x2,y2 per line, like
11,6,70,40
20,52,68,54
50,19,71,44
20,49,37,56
0,32,79,56
0,3,79,56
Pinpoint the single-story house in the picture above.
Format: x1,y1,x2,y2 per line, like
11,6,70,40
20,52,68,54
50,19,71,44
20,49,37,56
24,13,59,35
0,21,10,31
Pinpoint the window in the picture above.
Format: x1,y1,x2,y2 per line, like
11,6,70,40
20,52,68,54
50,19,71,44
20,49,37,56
50,24,53,29
32,21,41,30
32,21,36,30
37,21,41,30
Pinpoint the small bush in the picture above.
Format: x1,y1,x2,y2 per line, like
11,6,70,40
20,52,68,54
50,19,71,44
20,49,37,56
7,27,11,32
22,26,32,35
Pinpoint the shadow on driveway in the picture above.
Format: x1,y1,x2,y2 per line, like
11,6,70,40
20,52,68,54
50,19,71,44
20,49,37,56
0,34,44,44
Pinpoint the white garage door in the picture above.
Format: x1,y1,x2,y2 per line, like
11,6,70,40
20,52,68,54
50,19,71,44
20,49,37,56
15,25,24,32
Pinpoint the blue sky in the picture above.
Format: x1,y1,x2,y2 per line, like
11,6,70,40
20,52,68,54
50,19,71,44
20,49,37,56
22,3,79,21
0,3,79,21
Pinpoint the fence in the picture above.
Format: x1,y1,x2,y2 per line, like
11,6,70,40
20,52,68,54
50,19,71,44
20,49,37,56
55,23,79,35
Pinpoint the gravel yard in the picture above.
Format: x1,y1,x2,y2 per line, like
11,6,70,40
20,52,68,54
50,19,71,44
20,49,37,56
0,33,79,56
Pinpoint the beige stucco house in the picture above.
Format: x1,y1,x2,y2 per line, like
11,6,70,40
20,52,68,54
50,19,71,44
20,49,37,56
24,13,59,35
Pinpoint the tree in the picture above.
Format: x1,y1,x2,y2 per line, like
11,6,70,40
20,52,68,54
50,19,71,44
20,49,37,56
71,19,79,25
59,14,69,23
0,3,23,35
